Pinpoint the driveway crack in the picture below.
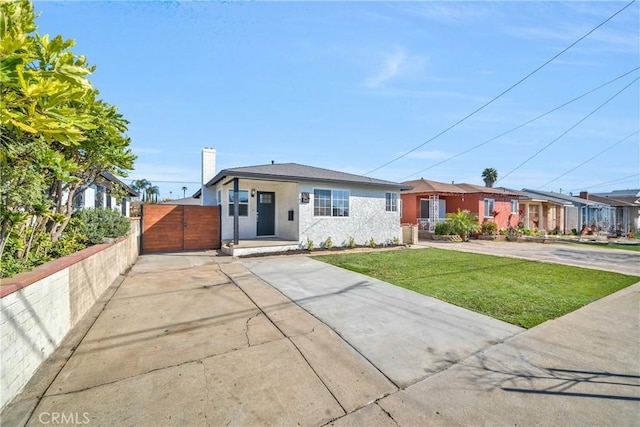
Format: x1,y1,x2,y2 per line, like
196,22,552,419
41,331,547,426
376,402,399,426
244,311,261,347
200,360,212,427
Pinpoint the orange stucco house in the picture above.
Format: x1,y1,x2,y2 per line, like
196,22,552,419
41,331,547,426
401,179,521,231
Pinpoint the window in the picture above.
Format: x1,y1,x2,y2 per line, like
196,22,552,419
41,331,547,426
511,199,519,214
314,189,349,217
386,193,398,212
95,185,105,208
484,198,495,218
228,189,249,216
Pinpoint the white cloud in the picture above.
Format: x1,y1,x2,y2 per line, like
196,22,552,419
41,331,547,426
364,48,407,88
363,47,427,89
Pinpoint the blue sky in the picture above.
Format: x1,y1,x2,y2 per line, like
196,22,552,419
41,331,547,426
34,1,639,200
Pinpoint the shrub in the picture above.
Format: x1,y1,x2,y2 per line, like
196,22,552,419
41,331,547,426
306,237,314,251
481,221,497,235
368,238,376,248
446,209,479,241
324,236,333,250
393,236,400,245
434,221,453,235
70,208,130,245
347,236,356,249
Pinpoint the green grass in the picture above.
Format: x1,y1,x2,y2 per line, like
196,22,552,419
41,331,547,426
315,248,639,329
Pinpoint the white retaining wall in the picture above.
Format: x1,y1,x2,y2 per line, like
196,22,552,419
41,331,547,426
0,220,140,410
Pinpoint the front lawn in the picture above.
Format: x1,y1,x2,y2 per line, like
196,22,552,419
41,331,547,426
315,248,639,329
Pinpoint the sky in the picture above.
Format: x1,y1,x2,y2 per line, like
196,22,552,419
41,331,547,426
33,0,639,200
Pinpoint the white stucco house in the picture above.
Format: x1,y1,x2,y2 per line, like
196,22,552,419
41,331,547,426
71,172,139,217
196,148,410,253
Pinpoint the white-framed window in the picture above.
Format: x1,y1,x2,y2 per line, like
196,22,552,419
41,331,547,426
484,198,495,218
228,189,249,216
386,192,398,212
313,189,349,217
511,199,519,214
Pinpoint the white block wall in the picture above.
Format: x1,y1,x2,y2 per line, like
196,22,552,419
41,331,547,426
0,270,70,408
0,220,140,410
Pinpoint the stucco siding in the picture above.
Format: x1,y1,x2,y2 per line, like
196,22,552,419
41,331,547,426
298,182,402,247
217,180,299,241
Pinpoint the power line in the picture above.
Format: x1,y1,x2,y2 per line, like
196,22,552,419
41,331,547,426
126,179,201,184
566,173,640,192
496,76,639,185
401,67,640,181
365,0,638,176
537,130,639,189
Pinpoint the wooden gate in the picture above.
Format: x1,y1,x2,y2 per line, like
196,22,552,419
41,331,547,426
141,205,220,253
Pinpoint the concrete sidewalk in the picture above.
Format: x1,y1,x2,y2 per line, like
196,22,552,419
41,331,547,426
2,252,395,426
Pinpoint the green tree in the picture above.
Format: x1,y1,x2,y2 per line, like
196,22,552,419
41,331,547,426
481,168,498,188
131,179,151,201
146,185,160,203
0,0,135,273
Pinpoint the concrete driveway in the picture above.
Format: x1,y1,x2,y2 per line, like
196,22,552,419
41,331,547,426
4,247,638,426
242,257,523,387
244,254,640,426
4,253,395,426
418,239,640,276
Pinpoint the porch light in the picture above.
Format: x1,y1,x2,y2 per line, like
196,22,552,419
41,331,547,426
251,189,255,197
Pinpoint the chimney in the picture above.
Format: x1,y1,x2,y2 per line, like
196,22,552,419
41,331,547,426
579,191,589,200
201,148,217,206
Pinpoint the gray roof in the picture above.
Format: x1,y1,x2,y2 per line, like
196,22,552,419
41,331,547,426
592,189,640,198
159,197,201,206
498,187,573,205
204,163,411,190
522,188,610,207
100,172,139,197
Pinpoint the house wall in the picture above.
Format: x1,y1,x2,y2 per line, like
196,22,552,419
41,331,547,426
401,192,519,230
83,187,96,209
298,182,402,247
0,219,140,410
217,180,299,241
477,194,518,230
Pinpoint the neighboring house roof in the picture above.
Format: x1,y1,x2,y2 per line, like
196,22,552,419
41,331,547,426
100,172,139,197
498,188,573,206
402,179,519,196
522,189,610,207
203,163,412,191
159,197,201,206
585,194,639,208
592,189,640,198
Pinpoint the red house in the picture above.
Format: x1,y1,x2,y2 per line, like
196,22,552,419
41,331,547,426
401,179,521,232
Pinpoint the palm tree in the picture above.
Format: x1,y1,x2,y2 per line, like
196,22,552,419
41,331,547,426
146,186,160,203
131,179,151,201
181,186,188,198
481,168,498,188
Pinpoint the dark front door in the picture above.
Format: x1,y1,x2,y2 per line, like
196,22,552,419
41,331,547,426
257,191,275,236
